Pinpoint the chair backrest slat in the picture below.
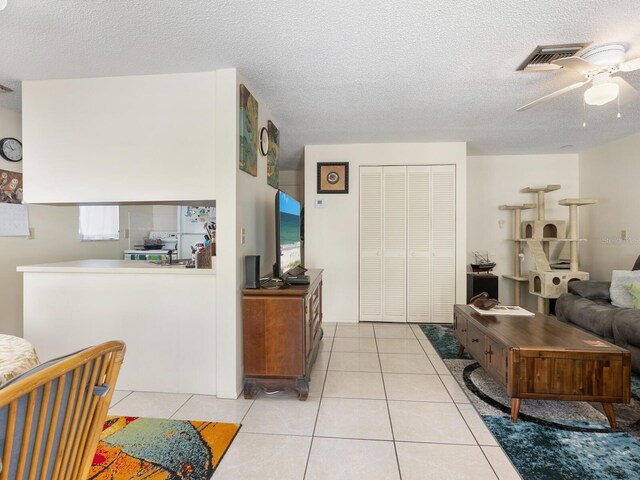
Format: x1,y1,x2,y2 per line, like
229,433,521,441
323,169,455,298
15,389,37,478
59,361,92,478
65,358,99,479
39,375,65,480
51,367,80,479
28,382,51,480
1,400,17,480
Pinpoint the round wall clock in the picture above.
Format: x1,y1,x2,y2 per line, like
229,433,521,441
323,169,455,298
259,127,270,156
0,137,22,162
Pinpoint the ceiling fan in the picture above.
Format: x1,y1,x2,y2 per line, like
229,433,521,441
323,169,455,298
517,44,640,111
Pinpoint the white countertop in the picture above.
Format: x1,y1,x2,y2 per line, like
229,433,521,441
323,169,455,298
17,259,216,275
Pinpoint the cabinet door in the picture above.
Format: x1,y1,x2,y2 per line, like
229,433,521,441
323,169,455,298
407,166,431,322
359,167,383,322
431,165,456,323
485,337,508,388
382,166,407,322
453,311,467,347
466,322,486,367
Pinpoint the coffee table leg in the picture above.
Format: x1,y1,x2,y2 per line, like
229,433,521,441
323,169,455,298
457,345,465,358
602,403,617,428
510,398,521,423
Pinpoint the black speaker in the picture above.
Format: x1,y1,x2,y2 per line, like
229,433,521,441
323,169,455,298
245,255,260,289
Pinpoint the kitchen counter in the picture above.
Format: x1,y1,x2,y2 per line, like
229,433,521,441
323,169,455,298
17,258,215,275
19,258,217,395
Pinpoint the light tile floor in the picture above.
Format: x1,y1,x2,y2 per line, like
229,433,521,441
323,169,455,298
109,322,522,479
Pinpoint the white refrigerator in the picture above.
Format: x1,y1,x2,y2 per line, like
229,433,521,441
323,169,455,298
177,206,216,259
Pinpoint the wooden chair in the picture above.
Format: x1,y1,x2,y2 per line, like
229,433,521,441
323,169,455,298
0,341,125,479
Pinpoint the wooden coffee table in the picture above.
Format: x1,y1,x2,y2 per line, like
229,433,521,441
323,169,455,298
453,305,631,428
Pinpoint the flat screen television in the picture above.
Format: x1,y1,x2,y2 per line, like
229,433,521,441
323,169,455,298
274,190,302,277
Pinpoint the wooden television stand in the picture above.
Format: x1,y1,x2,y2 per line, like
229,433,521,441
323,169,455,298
242,269,323,401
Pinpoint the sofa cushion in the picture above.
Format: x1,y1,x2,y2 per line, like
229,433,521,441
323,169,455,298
610,270,640,308
612,308,640,372
568,281,611,301
555,294,617,340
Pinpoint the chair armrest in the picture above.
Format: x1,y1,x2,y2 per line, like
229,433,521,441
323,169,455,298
568,281,611,301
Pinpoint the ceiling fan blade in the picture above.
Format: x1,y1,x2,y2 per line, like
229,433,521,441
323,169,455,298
612,76,639,103
619,57,640,72
552,56,598,73
516,80,590,112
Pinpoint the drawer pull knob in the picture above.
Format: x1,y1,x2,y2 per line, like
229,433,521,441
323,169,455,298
485,350,492,355
461,328,467,333
471,338,479,343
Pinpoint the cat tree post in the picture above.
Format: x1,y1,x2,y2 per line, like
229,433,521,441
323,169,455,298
499,204,536,306
521,185,560,258
559,198,598,271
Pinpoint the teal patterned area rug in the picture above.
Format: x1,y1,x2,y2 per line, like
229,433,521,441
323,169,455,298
419,324,640,480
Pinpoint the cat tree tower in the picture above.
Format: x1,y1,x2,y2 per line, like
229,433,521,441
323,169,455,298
500,185,596,313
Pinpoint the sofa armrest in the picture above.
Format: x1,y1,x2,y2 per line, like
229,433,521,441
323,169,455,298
568,280,611,301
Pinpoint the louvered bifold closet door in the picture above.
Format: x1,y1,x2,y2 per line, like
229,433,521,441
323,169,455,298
359,167,383,321
382,166,407,322
407,166,431,322
430,165,456,322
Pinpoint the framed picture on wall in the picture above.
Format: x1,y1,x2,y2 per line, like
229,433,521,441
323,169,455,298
317,162,349,194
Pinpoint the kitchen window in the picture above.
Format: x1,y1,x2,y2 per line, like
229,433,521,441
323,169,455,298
79,206,120,241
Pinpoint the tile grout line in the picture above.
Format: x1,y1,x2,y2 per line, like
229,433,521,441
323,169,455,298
238,394,257,424
374,324,404,480
169,394,194,419
302,326,334,480
418,323,504,480
109,390,133,409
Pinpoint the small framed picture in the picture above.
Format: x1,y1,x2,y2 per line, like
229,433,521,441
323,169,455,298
317,162,349,194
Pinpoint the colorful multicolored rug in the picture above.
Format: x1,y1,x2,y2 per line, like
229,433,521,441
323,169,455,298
89,416,241,479
419,324,640,480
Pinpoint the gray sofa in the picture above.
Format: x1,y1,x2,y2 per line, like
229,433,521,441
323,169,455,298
556,256,640,374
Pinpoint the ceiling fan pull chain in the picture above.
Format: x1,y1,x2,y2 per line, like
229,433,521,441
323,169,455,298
617,92,621,118
582,101,587,127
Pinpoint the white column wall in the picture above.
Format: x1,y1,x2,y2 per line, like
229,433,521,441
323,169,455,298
215,70,279,398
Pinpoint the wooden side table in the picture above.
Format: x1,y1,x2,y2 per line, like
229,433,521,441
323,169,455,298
466,273,498,303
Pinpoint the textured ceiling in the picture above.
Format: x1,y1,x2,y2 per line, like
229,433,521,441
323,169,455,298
1,1,640,169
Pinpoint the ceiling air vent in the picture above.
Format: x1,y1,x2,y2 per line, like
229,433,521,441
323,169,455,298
517,44,588,71
0,84,13,93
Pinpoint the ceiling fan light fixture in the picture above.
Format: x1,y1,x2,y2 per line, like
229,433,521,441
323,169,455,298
584,81,619,106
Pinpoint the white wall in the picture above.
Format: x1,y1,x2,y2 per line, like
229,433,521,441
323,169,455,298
304,143,467,323
22,72,217,204
279,170,304,202
214,70,280,398
579,131,640,280
467,154,579,309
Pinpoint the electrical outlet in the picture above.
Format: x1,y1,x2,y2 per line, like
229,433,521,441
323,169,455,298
241,227,246,245
315,199,324,208
621,230,627,241
125,228,130,239
28,228,35,240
